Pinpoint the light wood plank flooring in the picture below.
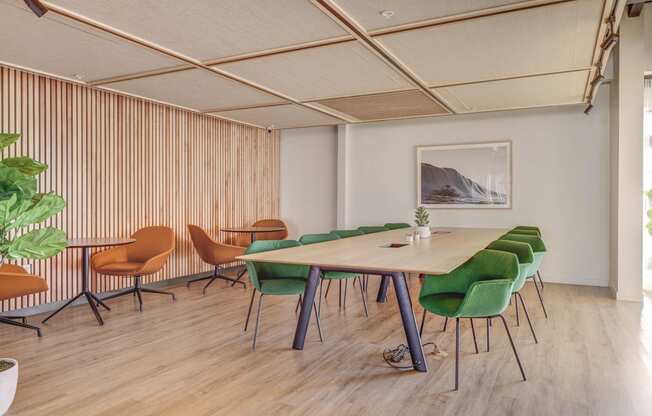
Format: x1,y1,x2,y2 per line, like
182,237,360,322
1,276,651,416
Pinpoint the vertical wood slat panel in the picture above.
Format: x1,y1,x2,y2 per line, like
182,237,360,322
0,65,280,312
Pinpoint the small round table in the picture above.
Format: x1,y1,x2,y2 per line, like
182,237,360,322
221,226,286,243
42,238,135,326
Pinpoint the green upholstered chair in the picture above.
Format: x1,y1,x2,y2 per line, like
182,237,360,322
512,225,541,235
486,240,538,344
384,223,411,230
509,228,540,237
331,229,364,239
243,240,323,350
299,233,368,317
500,233,548,318
418,249,526,390
357,225,389,234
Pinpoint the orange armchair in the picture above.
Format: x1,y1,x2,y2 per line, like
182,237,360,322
233,219,288,247
187,224,247,294
0,264,48,336
92,226,175,311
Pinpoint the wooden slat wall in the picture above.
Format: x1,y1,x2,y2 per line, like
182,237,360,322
0,65,280,312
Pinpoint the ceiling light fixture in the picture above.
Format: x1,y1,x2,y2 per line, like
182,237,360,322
380,10,395,19
23,0,47,17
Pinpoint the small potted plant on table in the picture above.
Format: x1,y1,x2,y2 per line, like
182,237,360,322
415,206,431,238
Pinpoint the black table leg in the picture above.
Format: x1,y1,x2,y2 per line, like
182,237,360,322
251,232,256,242
292,265,321,350
377,275,389,303
391,271,427,372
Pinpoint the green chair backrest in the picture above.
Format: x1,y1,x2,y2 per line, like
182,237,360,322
486,240,534,292
357,226,389,234
513,225,541,235
510,228,540,237
384,222,411,230
419,249,519,317
500,233,546,253
298,233,339,245
244,240,309,291
331,229,364,238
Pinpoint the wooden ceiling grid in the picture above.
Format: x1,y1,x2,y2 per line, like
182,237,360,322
0,0,626,129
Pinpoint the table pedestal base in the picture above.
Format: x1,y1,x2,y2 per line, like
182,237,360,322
42,290,110,326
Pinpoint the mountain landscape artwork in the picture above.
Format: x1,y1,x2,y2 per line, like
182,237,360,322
417,142,511,209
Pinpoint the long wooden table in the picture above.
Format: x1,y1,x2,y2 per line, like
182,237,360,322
237,227,509,372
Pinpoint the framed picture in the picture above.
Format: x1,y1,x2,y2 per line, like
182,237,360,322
417,141,511,209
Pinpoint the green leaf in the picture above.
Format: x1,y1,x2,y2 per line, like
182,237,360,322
0,133,20,150
0,193,17,229
9,192,65,230
0,157,48,176
5,227,67,260
0,165,36,202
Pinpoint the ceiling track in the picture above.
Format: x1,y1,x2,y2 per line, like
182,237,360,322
311,0,455,114
39,0,355,125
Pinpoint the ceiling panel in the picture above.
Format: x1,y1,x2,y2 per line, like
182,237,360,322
333,0,528,31
0,0,178,81
376,0,602,85
217,42,413,101
103,69,284,111
48,0,349,61
434,71,589,113
211,104,343,129
312,90,448,121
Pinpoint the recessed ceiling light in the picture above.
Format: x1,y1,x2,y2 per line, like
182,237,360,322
380,10,395,19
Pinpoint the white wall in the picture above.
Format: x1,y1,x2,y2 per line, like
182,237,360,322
340,89,611,287
280,126,338,239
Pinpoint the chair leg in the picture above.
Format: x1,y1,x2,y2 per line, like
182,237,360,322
486,317,491,352
533,276,549,319
318,279,324,317
498,314,527,381
3,316,26,324
295,295,302,313
343,279,348,309
455,317,461,391
338,280,342,309
230,268,247,287
42,292,84,323
358,277,368,317
244,289,256,332
470,318,479,354
252,293,264,351
515,293,520,326
419,309,427,337
313,301,323,342
0,316,42,337
325,280,332,299
516,292,538,344
537,271,545,291
442,316,448,332
140,287,176,301
135,289,143,312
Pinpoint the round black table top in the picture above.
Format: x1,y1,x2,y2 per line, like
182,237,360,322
67,238,136,248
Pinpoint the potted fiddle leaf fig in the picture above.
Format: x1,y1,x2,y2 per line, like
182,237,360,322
414,206,431,238
0,132,67,414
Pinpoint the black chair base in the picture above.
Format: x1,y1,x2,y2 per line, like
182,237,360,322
0,315,42,336
187,266,246,294
99,276,175,312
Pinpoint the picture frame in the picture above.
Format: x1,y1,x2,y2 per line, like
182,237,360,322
416,141,512,209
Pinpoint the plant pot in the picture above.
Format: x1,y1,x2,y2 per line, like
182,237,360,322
0,358,18,415
416,226,431,239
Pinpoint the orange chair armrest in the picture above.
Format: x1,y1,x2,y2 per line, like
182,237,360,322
137,249,174,275
91,246,129,269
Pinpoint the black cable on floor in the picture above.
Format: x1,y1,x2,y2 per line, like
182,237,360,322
382,342,440,369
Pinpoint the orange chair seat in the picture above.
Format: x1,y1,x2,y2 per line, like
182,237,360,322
0,274,48,301
95,262,145,275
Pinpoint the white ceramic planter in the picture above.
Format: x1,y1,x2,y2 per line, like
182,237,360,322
0,358,18,416
416,226,431,239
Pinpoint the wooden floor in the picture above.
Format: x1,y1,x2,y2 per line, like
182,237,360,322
1,276,651,416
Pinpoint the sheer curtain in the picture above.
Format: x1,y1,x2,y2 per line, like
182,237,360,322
644,78,652,291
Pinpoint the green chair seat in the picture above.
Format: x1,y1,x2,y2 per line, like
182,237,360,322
419,293,464,317
384,223,411,230
259,278,307,295
331,229,364,238
357,226,388,234
323,271,357,280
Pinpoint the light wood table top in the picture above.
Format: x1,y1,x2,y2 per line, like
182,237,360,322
238,227,509,275
221,226,286,233
67,238,136,248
